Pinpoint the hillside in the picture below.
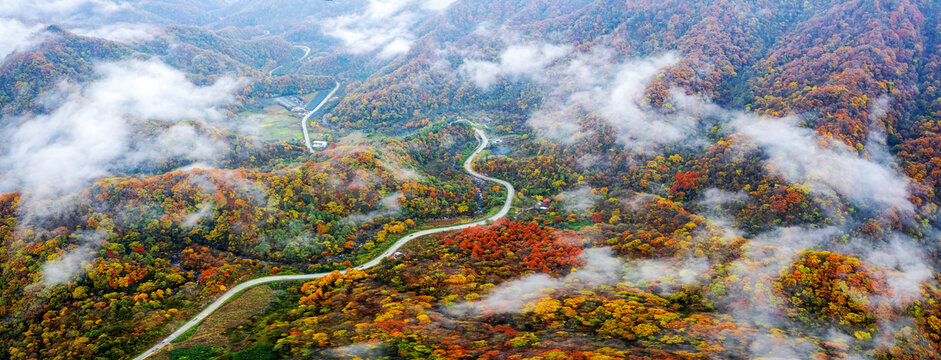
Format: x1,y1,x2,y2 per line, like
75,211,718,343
2,1,941,360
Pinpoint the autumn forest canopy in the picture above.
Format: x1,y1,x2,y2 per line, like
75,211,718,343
2,0,941,359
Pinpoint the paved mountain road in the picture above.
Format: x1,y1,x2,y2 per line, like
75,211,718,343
132,124,512,360
267,45,312,76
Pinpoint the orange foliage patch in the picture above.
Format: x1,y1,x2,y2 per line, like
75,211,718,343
445,219,582,274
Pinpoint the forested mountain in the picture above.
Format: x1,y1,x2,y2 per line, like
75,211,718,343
2,0,941,359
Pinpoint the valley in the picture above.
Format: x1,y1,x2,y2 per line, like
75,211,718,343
135,122,515,359
2,1,941,360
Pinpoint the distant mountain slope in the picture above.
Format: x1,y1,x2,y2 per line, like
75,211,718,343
0,26,131,116
326,0,941,202
4,1,941,360
146,25,294,73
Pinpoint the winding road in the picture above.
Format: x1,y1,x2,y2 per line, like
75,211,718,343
296,45,311,61
133,124,514,360
267,45,312,76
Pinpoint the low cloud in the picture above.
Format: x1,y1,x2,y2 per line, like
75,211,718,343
658,90,914,213
323,0,456,59
488,42,912,213
378,153,422,181
719,224,933,357
718,226,840,356
90,60,241,122
742,330,821,360
627,256,708,289
451,273,557,315
70,22,155,43
182,203,213,229
523,49,683,151
0,0,127,19
734,226,842,277
699,188,748,209
865,95,894,166
326,342,389,359
127,124,227,166
42,230,106,287
627,193,659,212
0,18,46,60
342,192,404,224
864,238,932,305
186,170,268,208
451,247,707,316
460,42,570,89
730,114,913,212
43,246,97,286
718,226,842,326
0,59,242,217
556,186,598,212
696,189,749,241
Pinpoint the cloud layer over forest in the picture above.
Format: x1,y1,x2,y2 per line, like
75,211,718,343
0,59,242,207
447,34,929,358
323,0,457,59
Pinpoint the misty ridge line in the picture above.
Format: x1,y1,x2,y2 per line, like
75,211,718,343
0,0,462,219
0,59,246,203
435,35,938,357
0,1,937,358
0,57,278,290
455,39,915,214
13,20,914,339
2,5,924,294
323,0,458,59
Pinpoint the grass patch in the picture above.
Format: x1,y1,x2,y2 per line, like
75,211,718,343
240,105,304,143
240,87,338,144
154,285,276,359
172,326,198,344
